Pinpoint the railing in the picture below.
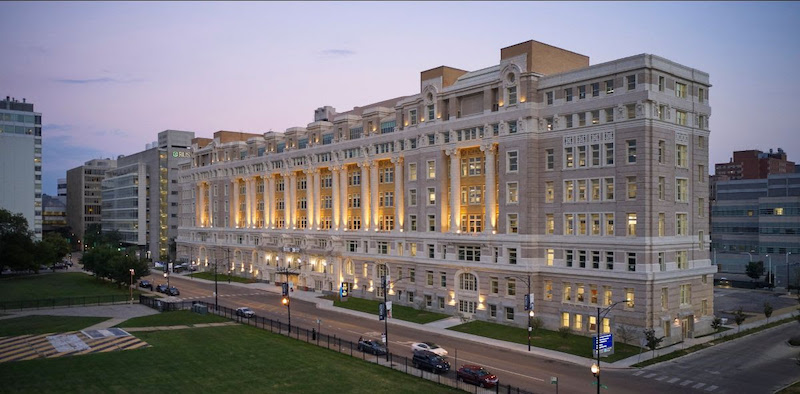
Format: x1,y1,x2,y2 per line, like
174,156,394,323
0,294,134,312
139,295,536,394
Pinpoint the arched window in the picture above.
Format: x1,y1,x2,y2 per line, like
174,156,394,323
345,260,354,275
459,273,477,292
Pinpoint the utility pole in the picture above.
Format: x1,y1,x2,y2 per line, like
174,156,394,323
382,274,389,362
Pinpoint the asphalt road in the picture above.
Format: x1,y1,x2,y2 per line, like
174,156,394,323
141,273,800,393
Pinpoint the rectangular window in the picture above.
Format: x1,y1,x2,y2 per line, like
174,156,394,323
698,198,705,217
702,299,708,316
605,177,614,200
489,304,497,317
675,82,687,98
605,252,614,270
591,82,600,97
680,284,691,305
658,213,665,236
427,215,436,232
508,86,517,105
605,108,614,123
605,143,614,165
676,213,688,236
578,113,586,127
659,252,666,271
577,179,587,201
507,279,516,295
547,249,554,266
546,149,555,170
508,248,517,265
409,109,418,125
545,181,556,203
591,179,600,201
676,110,687,126
676,144,688,168
507,151,518,172
545,280,553,300
658,177,665,200
564,180,574,202
427,188,436,205
578,250,587,268
561,312,570,327
566,250,573,268
564,147,574,168
605,79,614,94
575,315,583,331
626,140,637,163
579,85,586,99
408,162,417,181
658,140,666,164
427,105,435,122
698,87,705,103
426,160,436,179
505,307,515,321
627,104,636,119
577,284,585,302
592,110,600,125
676,178,688,202
458,246,481,262
578,214,587,235
507,182,518,204
546,91,554,105
591,144,601,167
546,117,553,131
426,271,434,286
491,277,499,294
627,75,636,90
440,272,447,288
563,283,572,302
565,88,573,102
627,176,637,200
591,214,601,236
409,189,417,207
658,76,665,92
546,214,555,235
627,213,637,236
677,250,688,269
565,114,573,128
627,253,636,272
605,213,614,236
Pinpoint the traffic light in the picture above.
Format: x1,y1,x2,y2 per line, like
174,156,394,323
340,282,349,298
282,296,289,306
282,283,289,296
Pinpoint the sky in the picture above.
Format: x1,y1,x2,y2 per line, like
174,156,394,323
1,1,799,195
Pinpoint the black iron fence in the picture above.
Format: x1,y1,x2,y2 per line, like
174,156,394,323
0,294,135,312
139,295,537,394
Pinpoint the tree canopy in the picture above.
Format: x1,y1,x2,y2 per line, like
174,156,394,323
81,244,150,286
745,261,765,281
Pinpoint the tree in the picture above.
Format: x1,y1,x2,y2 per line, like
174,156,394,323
0,208,36,273
616,325,637,345
43,233,70,261
745,261,765,282
733,306,747,332
33,238,58,270
81,244,149,286
763,302,774,323
643,328,664,359
711,317,723,332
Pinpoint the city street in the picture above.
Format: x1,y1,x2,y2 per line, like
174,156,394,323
140,273,800,393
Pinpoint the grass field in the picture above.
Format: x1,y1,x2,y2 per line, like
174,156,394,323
0,273,138,302
449,320,642,362
324,296,449,324
189,272,257,283
116,310,229,328
0,324,462,393
0,315,109,336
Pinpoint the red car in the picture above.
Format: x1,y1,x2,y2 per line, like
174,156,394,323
457,365,499,388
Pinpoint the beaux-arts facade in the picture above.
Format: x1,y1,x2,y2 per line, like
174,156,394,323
177,40,715,343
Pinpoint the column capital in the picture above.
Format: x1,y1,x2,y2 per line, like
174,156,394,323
445,148,460,157
390,155,404,165
480,143,497,154
357,160,370,169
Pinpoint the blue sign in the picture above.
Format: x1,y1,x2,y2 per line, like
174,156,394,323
593,334,614,356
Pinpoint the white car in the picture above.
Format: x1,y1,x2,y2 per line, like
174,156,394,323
411,342,448,356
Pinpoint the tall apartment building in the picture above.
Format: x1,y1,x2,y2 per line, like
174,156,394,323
57,177,67,205
0,96,42,239
711,173,800,287
66,158,117,248
101,130,193,260
177,40,714,343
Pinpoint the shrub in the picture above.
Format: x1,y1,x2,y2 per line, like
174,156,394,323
557,326,572,338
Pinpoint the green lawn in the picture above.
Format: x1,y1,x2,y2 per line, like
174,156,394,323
324,296,450,324
189,271,257,283
0,315,109,336
116,310,229,328
448,320,642,362
0,273,139,305
0,324,461,393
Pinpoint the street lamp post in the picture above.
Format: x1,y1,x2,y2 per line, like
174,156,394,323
505,274,533,351
129,269,134,304
767,254,772,287
592,300,628,394
787,252,792,294
382,275,389,362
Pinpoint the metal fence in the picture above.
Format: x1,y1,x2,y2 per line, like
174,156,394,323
139,296,537,394
0,294,135,312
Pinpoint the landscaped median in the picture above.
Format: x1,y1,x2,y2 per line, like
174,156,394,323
189,271,257,283
448,320,642,362
322,296,450,324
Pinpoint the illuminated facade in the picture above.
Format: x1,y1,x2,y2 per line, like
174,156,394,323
177,40,714,343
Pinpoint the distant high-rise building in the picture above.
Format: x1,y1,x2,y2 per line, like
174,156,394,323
57,177,67,205
102,130,193,260
42,194,67,236
0,96,42,239
66,158,117,248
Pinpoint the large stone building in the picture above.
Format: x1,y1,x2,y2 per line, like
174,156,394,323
66,158,117,248
714,148,794,181
177,40,714,343
101,130,194,261
0,96,42,239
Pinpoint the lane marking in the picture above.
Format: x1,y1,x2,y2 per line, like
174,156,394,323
668,377,681,384
656,375,668,381
644,373,657,378
693,383,706,389
680,380,693,386
633,370,645,376
705,385,718,392
457,356,545,382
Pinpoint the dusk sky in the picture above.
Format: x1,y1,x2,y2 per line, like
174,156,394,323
1,1,798,195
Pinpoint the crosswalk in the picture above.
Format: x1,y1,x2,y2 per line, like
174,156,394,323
631,370,720,392
179,292,265,301
0,330,149,363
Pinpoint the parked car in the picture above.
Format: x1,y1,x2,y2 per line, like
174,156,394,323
166,287,180,296
53,262,67,269
357,339,387,355
411,342,448,356
412,351,450,374
155,284,168,293
457,365,499,388
139,280,153,290
236,307,256,318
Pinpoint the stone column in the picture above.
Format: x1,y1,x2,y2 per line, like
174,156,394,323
313,169,321,229
268,175,272,228
207,181,214,227
392,156,404,231
448,149,461,233
283,174,291,229
306,170,315,230
331,167,340,230
359,161,370,231
232,178,239,227
268,176,276,228
370,161,379,229
251,177,259,228
289,172,297,228
339,166,348,229
482,143,497,233
197,182,204,227
244,177,252,228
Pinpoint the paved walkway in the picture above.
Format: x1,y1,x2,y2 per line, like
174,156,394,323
177,273,800,369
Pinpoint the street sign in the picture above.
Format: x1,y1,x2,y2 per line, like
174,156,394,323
593,333,614,357
340,282,349,298
386,301,392,319
379,302,386,321
524,293,534,310
282,283,289,296
550,377,558,385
